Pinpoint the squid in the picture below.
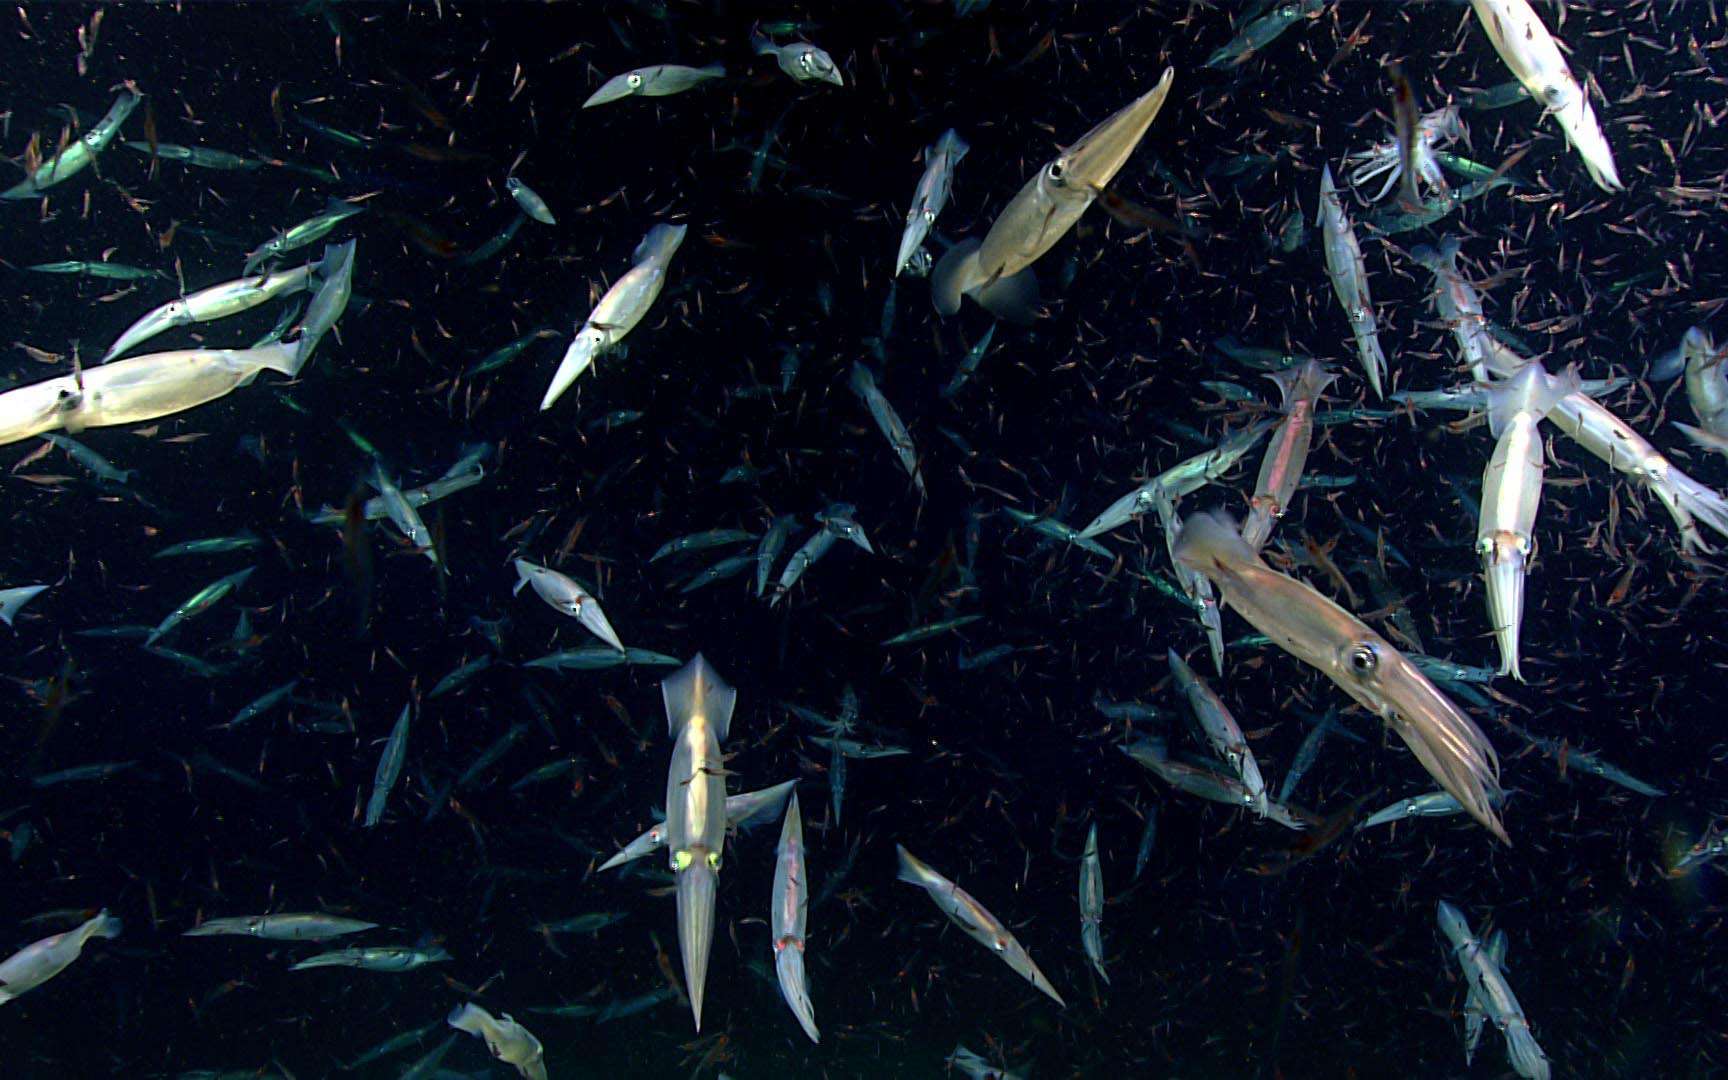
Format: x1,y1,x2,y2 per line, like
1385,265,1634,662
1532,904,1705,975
932,69,1174,324
1476,363,1577,681
1436,901,1550,1079
1317,166,1388,398
1174,511,1507,843
896,845,1065,1007
542,223,686,410
1243,360,1337,550
896,129,969,276
770,793,819,1042
1470,0,1621,192
661,654,738,1031
1345,104,1464,203
583,64,727,109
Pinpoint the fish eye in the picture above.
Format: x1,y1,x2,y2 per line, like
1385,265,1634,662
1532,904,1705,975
627,73,643,89
1346,643,1379,676
1047,161,1066,186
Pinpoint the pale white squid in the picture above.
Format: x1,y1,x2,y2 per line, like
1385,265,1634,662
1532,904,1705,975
1345,105,1464,203
1476,362,1578,681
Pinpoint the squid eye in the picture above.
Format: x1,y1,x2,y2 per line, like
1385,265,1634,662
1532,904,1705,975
1047,161,1066,186
992,937,1008,953
1347,643,1379,675
672,850,693,871
706,851,722,870
627,73,643,89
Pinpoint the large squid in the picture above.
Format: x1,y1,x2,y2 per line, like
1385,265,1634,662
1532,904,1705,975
1174,512,1507,843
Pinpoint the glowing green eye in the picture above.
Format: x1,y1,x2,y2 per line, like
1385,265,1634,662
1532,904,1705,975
706,852,721,870
672,850,693,871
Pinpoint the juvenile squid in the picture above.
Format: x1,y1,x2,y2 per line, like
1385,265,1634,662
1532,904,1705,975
583,64,727,108
513,559,625,651
896,845,1065,1007
1317,165,1388,398
1436,901,1550,1078
1154,490,1225,675
0,910,121,1004
1242,360,1336,550
1411,237,1521,383
1168,649,1268,817
103,259,320,362
596,780,798,872
1078,823,1108,985
446,1003,548,1080
896,129,969,277
770,793,819,1042
1174,512,1507,843
2,89,141,199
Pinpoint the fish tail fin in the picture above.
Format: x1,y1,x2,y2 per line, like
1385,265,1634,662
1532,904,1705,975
974,266,1040,325
661,653,737,740
929,238,981,317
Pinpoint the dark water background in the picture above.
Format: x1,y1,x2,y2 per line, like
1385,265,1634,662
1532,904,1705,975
2,1,1725,1076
